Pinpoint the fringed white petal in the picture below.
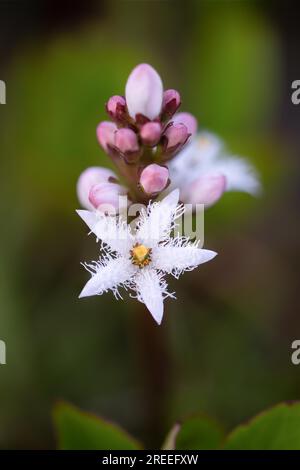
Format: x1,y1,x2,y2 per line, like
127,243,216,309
135,189,182,247
180,173,226,206
168,131,260,201
78,189,217,324
207,156,261,195
76,210,98,232
79,257,136,299
77,210,133,255
153,238,217,278
168,132,224,188
133,269,174,325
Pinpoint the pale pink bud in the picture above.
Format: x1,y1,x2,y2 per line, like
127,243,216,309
140,122,161,146
89,182,128,211
96,121,117,152
182,174,226,206
140,164,169,195
106,95,126,121
77,166,118,209
114,128,140,162
125,63,163,120
162,89,181,117
163,123,189,151
172,112,198,136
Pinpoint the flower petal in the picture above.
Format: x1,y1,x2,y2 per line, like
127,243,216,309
77,210,133,256
76,209,98,231
209,156,261,195
168,132,224,188
153,242,217,277
168,132,260,198
134,269,168,324
79,257,135,298
135,189,181,246
181,173,226,206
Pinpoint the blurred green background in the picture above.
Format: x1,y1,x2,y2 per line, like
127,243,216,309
0,0,300,449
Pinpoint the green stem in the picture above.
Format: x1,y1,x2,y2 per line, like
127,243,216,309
134,304,172,448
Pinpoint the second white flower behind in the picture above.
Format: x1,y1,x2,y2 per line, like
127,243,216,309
77,189,217,325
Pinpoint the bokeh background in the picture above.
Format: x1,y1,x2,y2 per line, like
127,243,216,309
0,0,299,449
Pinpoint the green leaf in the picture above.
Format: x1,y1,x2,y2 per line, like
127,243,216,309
53,402,141,450
163,415,224,450
224,403,300,450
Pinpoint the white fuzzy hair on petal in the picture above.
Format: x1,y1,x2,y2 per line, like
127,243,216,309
153,236,217,278
211,156,261,195
79,255,136,299
131,269,175,324
77,209,133,256
135,189,184,246
168,131,261,201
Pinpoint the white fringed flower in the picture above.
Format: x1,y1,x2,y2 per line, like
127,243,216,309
77,190,217,325
168,131,261,206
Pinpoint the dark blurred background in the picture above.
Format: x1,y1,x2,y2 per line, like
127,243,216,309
0,0,300,449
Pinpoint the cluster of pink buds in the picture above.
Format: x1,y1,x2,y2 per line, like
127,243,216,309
77,64,197,210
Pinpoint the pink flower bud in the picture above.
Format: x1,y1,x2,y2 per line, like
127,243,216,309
172,112,197,136
96,121,117,152
139,164,169,195
89,182,128,211
181,174,226,206
125,64,163,120
163,123,189,151
106,95,126,121
114,128,140,162
140,122,161,146
77,166,118,209
162,89,181,117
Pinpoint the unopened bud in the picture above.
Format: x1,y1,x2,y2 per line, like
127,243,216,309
163,123,189,152
140,122,161,146
89,182,128,212
162,89,181,117
77,167,118,209
139,164,169,195
106,95,127,122
96,121,117,152
172,112,197,136
125,63,163,120
115,128,140,162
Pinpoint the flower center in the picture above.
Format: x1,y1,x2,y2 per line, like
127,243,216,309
130,243,152,268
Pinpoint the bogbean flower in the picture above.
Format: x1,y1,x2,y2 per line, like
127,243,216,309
77,190,216,324
168,132,260,206
76,63,260,323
